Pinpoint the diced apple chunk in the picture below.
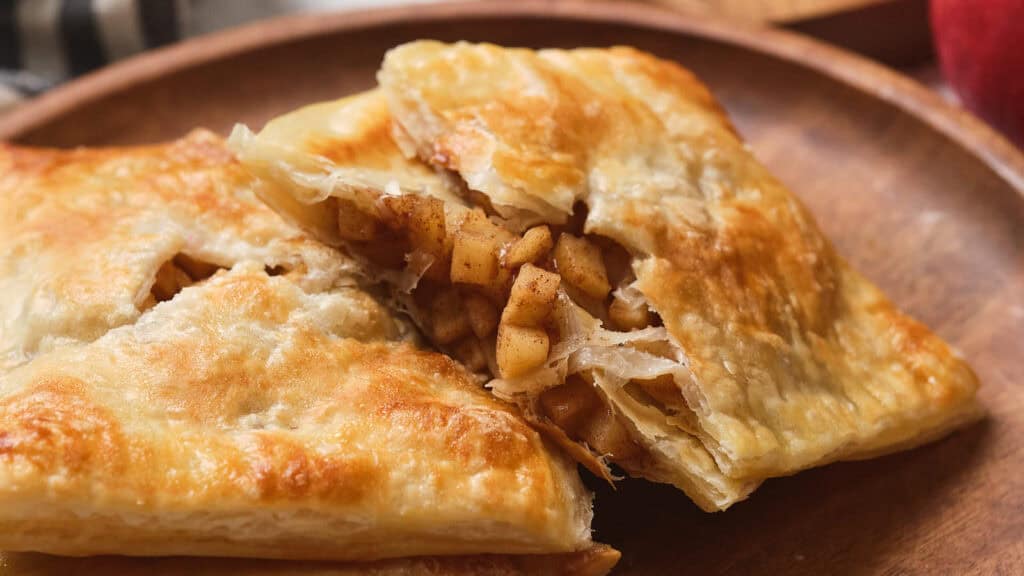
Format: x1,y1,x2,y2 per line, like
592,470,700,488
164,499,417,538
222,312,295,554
336,198,379,241
151,261,192,302
539,377,601,433
465,292,499,337
453,337,488,372
380,195,450,282
410,197,446,251
356,234,409,268
451,229,500,286
504,225,553,268
408,197,449,281
429,289,471,344
476,264,513,304
496,323,550,378
503,264,561,326
553,233,611,300
580,406,640,460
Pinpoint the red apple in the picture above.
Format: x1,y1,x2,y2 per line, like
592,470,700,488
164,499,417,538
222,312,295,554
930,0,1024,146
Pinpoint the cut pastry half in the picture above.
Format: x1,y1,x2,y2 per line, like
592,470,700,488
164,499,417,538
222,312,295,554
0,264,594,561
0,135,612,571
232,41,981,512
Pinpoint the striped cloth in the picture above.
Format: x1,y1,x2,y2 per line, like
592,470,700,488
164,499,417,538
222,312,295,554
1,0,184,110
0,0,449,114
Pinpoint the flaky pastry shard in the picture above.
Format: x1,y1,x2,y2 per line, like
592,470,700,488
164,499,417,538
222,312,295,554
0,134,610,570
233,41,980,512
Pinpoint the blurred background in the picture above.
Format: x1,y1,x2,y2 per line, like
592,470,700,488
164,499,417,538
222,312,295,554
0,0,1021,146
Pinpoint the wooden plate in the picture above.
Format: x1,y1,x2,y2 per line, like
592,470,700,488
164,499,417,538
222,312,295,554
2,2,1022,574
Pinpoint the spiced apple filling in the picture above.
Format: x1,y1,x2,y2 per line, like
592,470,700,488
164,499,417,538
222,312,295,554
331,191,690,472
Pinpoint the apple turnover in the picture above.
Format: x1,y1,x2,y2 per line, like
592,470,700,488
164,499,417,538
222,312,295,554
232,41,981,511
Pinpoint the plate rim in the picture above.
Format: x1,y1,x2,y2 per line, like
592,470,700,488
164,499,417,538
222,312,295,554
0,0,1021,195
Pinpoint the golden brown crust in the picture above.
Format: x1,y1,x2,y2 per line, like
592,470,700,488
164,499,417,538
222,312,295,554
378,41,981,504
0,545,620,576
0,265,593,559
0,130,350,372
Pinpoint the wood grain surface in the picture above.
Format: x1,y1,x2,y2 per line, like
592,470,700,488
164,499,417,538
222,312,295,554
1,2,1021,574
626,0,936,66
784,0,932,66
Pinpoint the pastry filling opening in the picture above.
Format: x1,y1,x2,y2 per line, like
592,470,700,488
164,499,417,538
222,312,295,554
143,251,296,314
143,254,225,309
331,192,693,473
